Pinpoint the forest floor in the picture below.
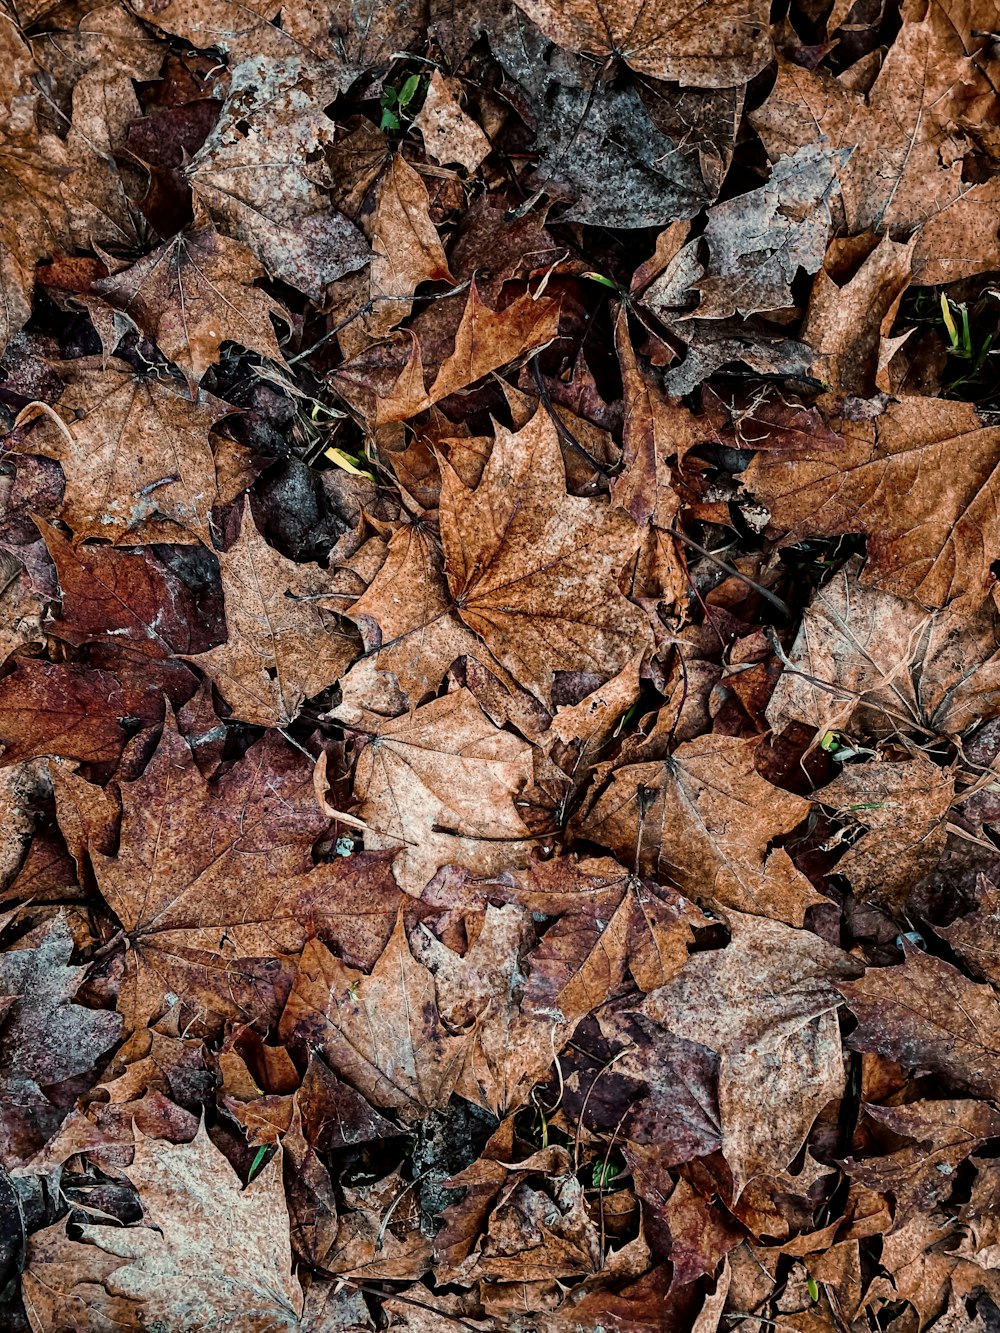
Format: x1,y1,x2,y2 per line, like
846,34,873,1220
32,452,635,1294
2,0,1000,1329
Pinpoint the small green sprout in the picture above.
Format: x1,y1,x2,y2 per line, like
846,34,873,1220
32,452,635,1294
380,73,425,132
247,1145,269,1182
591,1160,620,1188
581,271,622,292
806,1275,820,1303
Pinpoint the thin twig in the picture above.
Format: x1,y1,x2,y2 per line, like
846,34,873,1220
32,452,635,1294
668,525,791,616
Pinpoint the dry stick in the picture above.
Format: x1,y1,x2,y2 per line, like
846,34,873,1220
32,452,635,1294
529,357,610,478
311,1271,486,1332
287,280,472,365
668,525,791,617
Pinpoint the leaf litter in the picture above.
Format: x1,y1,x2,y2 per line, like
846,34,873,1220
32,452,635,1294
2,0,1000,1329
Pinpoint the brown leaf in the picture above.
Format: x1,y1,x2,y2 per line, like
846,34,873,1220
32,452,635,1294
16,360,229,544
515,0,772,87
186,59,369,296
344,153,453,354
744,398,1000,609
937,875,1000,985
840,946,1000,1100
92,222,288,394
438,411,650,709
845,1099,1000,1226
334,284,560,426
642,911,858,1193
816,754,953,913
38,518,224,660
750,8,1000,283
183,506,359,727
22,1123,303,1331
84,714,329,1032
414,71,491,173
279,916,468,1118
765,556,1000,740
353,688,536,895
0,659,127,766
801,233,915,396
574,734,823,925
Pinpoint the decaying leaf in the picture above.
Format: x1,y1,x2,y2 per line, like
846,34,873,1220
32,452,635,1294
92,221,289,393
353,688,536,895
183,506,358,726
643,911,858,1194
515,0,773,87
744,398,1000,608
279,915,467,1117
15,360,229,544
22,1123,303,1331
575,734,823,925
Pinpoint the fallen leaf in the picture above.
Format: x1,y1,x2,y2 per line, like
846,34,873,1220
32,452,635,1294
353,688,536,895
750,7,1000,282
92,221,289,394
765,556,1000,740
15,359,229,544
438,411,650,709
816,754,954,913
22,1123,303,1331
840,945,1000,1100
574,734,824,925
743,397,1000,608
279,916,468,1117
334,284,560,426
84,713,329,1032
643,911,858,1194
514,0,773,87
690,145,849,319
186,58,369,296
0,915,121,1165
414,71,491,173
183,506,359,727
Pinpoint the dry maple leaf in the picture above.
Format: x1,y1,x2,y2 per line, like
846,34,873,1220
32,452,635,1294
0,915,122,1166
333,284,561,427
16,359,229,545
414,70,491,173
438,411,650,709
514,0,772,87
343,152,453,354
186,57,369,296
0,27,75,354
92,220,289,394
690,145,849,319
749,3,1000,283
816,754,953,913
844,1100,1000,1227
22,1123,303,1331
344,413,648,720
81,713,329,1032
937,876,1000,986
765,556,1000,740
642,911,859,1195
279,915,468,1118
353,688,536,895
411,901,632,1116
574,734,823,925
0,658,128,766
183,506,358,727
743,397,1000,608
800,232,915,396
38,518,224,660
840,945,1000,1100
